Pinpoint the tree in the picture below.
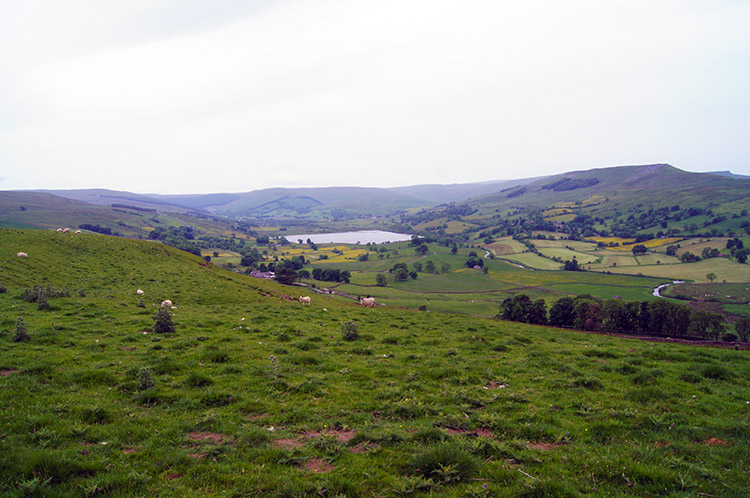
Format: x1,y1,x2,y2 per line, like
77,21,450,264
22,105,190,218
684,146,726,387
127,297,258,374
529,299,547,325
412,262,423,272
274,268,298,285
549,298,575,328
415,244,429,255
563,258,580,271
424,261,436,273
689,310,724,339
440,263,451,273
666,245,678,256
736,316,750,342
706,272,717,283
376,274,388,286
451,245,458,254
573,299,602,331
631,244,648,255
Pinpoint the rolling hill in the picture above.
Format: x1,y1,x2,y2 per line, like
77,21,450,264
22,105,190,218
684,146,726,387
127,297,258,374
0,228,748,496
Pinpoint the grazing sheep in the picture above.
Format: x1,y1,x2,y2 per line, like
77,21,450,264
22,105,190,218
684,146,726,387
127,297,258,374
75,230,81,235
136,288,145,295
360,297,376,308
63,228,70,233
56,228,63,233
17,251,28,258
161,299,173,308
299,296,311,305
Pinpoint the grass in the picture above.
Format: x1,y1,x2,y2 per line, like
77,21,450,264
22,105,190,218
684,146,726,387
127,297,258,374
597,257,750,283
2,228,749,496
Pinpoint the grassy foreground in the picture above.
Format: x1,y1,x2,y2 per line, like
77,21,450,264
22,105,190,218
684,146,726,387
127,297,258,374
1,229,749,497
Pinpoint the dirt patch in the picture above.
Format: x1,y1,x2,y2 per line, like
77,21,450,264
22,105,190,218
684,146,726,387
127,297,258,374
350,442,379,453
274,438,305,450
274,429,358,450
166,473,182,480
123,447,137,454
187,432,226,444
279,294,296,302
655,441,671,448
0,369,19,377
527,441,567,451
122,347,135,352
188,453,207,459
446,427,493,438
246,413,268,421
305,458,333,473
702,437,730,446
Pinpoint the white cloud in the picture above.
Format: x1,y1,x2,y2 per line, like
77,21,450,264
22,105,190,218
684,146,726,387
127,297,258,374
1,0,749,193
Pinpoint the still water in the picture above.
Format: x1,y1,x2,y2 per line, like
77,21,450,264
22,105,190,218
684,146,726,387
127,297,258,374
285,230,412,244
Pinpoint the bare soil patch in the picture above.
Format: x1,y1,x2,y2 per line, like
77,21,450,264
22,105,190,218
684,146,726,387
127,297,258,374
702,437,730,446
187,432,226,444
274,438,305,450
446,427,493,438
166,473,182,480
305,458,333,473
123,447,137,454
527,441,567,451
0,369,19,377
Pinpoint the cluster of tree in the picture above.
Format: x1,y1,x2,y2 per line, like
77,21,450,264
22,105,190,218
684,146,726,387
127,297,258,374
727,238,749,264
506,187,527,198
146,226,201,256
465,251,484,269
78,224,113,235
311,268,352,283
541,177,599,192
389,263,417,281
110,203,157,213
498,294,741,340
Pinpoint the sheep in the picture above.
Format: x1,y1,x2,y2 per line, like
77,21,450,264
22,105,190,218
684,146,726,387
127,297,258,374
360,297,376,308
161,300,173,308
75,230,81,235
17,251,28,258
136,288,145,295
63,228,70,233
299,296,311,305
56,228,63,233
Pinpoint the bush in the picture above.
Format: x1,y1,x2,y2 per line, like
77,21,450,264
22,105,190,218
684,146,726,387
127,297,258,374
721,331,739,342
152,308,175,334
341,321,359,341
13,316,29,343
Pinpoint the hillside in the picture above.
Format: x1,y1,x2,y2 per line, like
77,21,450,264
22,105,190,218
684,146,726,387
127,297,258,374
472,164,750,212
1,229,749,496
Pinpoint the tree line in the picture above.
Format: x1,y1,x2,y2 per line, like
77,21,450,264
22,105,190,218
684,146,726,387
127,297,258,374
498,294,749,342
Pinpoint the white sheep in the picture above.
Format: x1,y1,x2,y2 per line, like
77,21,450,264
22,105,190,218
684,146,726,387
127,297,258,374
17,251,28,258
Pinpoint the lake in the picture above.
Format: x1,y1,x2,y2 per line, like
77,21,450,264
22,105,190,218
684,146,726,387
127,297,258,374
285,230,412,244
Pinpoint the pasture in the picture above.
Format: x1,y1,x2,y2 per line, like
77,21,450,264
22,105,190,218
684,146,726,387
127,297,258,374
1,229,749,497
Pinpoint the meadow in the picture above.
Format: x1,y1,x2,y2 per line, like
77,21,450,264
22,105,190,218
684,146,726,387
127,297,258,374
2,229,749,497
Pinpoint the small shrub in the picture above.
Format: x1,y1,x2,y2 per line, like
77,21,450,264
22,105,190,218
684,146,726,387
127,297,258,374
14,316,30,343
341,321,359,341
0,285,7,293
137,368,155,391
152,308,175,334
36,296,50,311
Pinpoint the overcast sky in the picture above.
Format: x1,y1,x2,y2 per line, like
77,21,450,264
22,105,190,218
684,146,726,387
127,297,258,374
1,0,748,194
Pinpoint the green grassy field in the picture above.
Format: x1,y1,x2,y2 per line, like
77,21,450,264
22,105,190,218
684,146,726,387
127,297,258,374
1,229,749,497
596,258,750,283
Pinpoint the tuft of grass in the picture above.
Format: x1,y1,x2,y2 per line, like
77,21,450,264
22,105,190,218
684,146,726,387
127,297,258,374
404,444,479,484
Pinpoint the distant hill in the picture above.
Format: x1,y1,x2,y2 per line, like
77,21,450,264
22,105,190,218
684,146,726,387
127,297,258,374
467,164,750,214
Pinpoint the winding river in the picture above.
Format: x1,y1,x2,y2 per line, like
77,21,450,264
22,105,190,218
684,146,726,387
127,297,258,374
652,280,685,297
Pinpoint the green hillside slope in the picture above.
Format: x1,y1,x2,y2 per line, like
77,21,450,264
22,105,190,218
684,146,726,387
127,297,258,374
1,228,749,496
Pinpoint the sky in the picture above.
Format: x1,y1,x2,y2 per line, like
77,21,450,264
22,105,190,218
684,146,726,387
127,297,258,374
1,0,749,194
